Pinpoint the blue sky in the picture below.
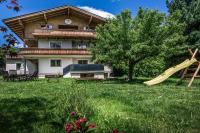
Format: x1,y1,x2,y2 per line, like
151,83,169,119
0,0,168,45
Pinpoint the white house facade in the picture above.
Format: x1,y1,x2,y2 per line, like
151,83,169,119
4,6,112,79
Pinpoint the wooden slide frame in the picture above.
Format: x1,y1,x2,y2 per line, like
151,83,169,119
180,48,200,87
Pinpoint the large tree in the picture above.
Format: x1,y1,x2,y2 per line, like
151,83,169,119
91,8,167,81
166,0,200,48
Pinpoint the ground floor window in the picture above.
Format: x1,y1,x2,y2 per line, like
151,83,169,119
78,60,88,64
50,60,61,67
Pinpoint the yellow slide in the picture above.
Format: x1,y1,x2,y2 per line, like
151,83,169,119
144,58,197,86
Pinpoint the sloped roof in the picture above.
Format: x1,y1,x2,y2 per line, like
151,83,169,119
3,5,106,40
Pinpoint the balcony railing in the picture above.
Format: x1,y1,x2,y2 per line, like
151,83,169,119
19,48,91,55
32,29,96,39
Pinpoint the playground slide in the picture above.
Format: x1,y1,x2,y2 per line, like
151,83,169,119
144,58,197,86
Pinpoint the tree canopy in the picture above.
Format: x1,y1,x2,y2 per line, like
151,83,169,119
91,8,169,81
166,0,200,48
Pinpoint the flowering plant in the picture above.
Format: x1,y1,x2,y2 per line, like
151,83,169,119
65,111,95,133
112,129,124,133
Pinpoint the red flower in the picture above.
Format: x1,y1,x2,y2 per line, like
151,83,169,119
113,129,123,133
75,118,87,129
88,124,95,129
75,120,81,129
113,129,119,133
65,123,73,133
70,111,76,117
79,118,87,123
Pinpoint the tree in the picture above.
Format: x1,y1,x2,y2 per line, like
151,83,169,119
0,48,5,69
91,8,167,81
0,0,21,48
0,0,21,70
0,0,21,11
166,0,200,48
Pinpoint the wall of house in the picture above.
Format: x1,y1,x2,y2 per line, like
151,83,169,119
64,72,105,79
94,73,105,79
38,57,94,75
72,58,92,64
71,73,81,78
26,60,37,74
6,59,36,75
24,15,93,39
38,39,72,48
38,58,73,75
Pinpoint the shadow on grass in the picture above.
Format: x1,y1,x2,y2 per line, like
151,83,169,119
0,97,51,133
75,77,180,85
75,78,146,84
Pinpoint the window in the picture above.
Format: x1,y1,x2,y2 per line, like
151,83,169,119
78,60,88,64
16,63,21,70
50,41,62,49
51,60,61,67
83,26,94,31
72,40,89,49
78,44,87,49
58,25,78,30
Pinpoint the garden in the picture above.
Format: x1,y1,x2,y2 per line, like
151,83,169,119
0,0,200,132
0,78,200,133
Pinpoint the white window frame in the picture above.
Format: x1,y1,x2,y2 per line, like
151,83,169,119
50,59,62,67
49,41,62,49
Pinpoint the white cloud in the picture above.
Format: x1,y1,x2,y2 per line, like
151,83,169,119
15,43,24,48
78,6,115,19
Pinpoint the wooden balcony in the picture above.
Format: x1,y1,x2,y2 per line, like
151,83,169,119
19,48,91,55
32,29,96,39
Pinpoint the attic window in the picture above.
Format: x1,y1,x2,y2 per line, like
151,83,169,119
58,25,78,30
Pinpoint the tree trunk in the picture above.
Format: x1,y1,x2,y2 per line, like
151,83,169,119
128,60,134,81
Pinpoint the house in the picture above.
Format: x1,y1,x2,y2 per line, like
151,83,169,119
3,6,112,79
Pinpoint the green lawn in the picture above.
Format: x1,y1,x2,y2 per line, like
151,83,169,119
0,77,200,133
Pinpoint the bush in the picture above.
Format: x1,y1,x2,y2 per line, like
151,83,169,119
134,56,166,77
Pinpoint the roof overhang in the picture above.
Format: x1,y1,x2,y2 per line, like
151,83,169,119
3,5,106,40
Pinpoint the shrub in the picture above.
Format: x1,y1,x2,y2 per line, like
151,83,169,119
134,56,166,77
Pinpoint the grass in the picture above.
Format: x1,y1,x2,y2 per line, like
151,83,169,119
0,77,200,133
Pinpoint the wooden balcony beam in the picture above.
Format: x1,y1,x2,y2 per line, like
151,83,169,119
18,19,24,29
88,16,93,25
43,13,48,23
